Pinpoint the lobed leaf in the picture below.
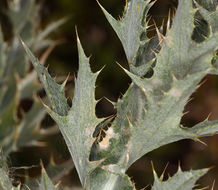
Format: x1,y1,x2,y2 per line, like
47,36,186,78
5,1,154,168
22,0,218,189
25,159,74,189
94,0,218,170
21,40,69,116
98,0,153,63
151,167,208,190
22,34,101,185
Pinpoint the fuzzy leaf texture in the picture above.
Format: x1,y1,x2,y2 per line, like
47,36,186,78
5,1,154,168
151,167,208,190
22,0,218,189
96,0,218,167
22,36,100,185
99,0,154,61
98,0,156,75
22,36,136,190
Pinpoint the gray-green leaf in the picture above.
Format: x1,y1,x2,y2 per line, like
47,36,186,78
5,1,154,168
152,167,208,190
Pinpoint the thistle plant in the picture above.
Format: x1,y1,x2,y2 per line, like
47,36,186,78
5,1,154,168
6,0,218,189
0,0,67,154
0,0,70,187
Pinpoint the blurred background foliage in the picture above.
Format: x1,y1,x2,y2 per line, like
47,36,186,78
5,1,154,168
0,0,218,189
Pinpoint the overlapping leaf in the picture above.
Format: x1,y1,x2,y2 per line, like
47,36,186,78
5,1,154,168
98,0,153,63
23,0,218,189
95,0,218,170
122,0,218,167
0,0,68,155
22,35,101,185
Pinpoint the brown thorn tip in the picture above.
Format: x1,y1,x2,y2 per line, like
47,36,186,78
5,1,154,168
39,97,48,108
96,0,102,7
211,180,215,190
104,96,116,106
40,160,45,170
125,0,127,8
208,165,215,172
197,138,207,146
20,37,26,48
97,64,106,75
75,26,82,46
205,112,212,121
66,72,70,80
151,161,155,174
160,162,169,180
62,73,70,86
75,26,79,39
183,111,189,116
96,97,103,104
116,61,124,69
142,184,150,190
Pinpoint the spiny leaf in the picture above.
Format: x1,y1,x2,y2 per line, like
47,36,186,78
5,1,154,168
0,0,68,164
88,84,143,167
98,0,153,63
39,166,58,190
98,0,162,78
21,39,69,116
88,0,218,170
22,0,218,189
129,58,155,77
185,120,218,137
151,167,208,190
152,0,196,89
25,159,74,189
148,0,217,97
22,32,135,189
125,71,209,166
122,59,217,167
22,34,101,185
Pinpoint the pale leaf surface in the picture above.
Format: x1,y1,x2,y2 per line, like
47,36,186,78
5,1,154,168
152,168,208,190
